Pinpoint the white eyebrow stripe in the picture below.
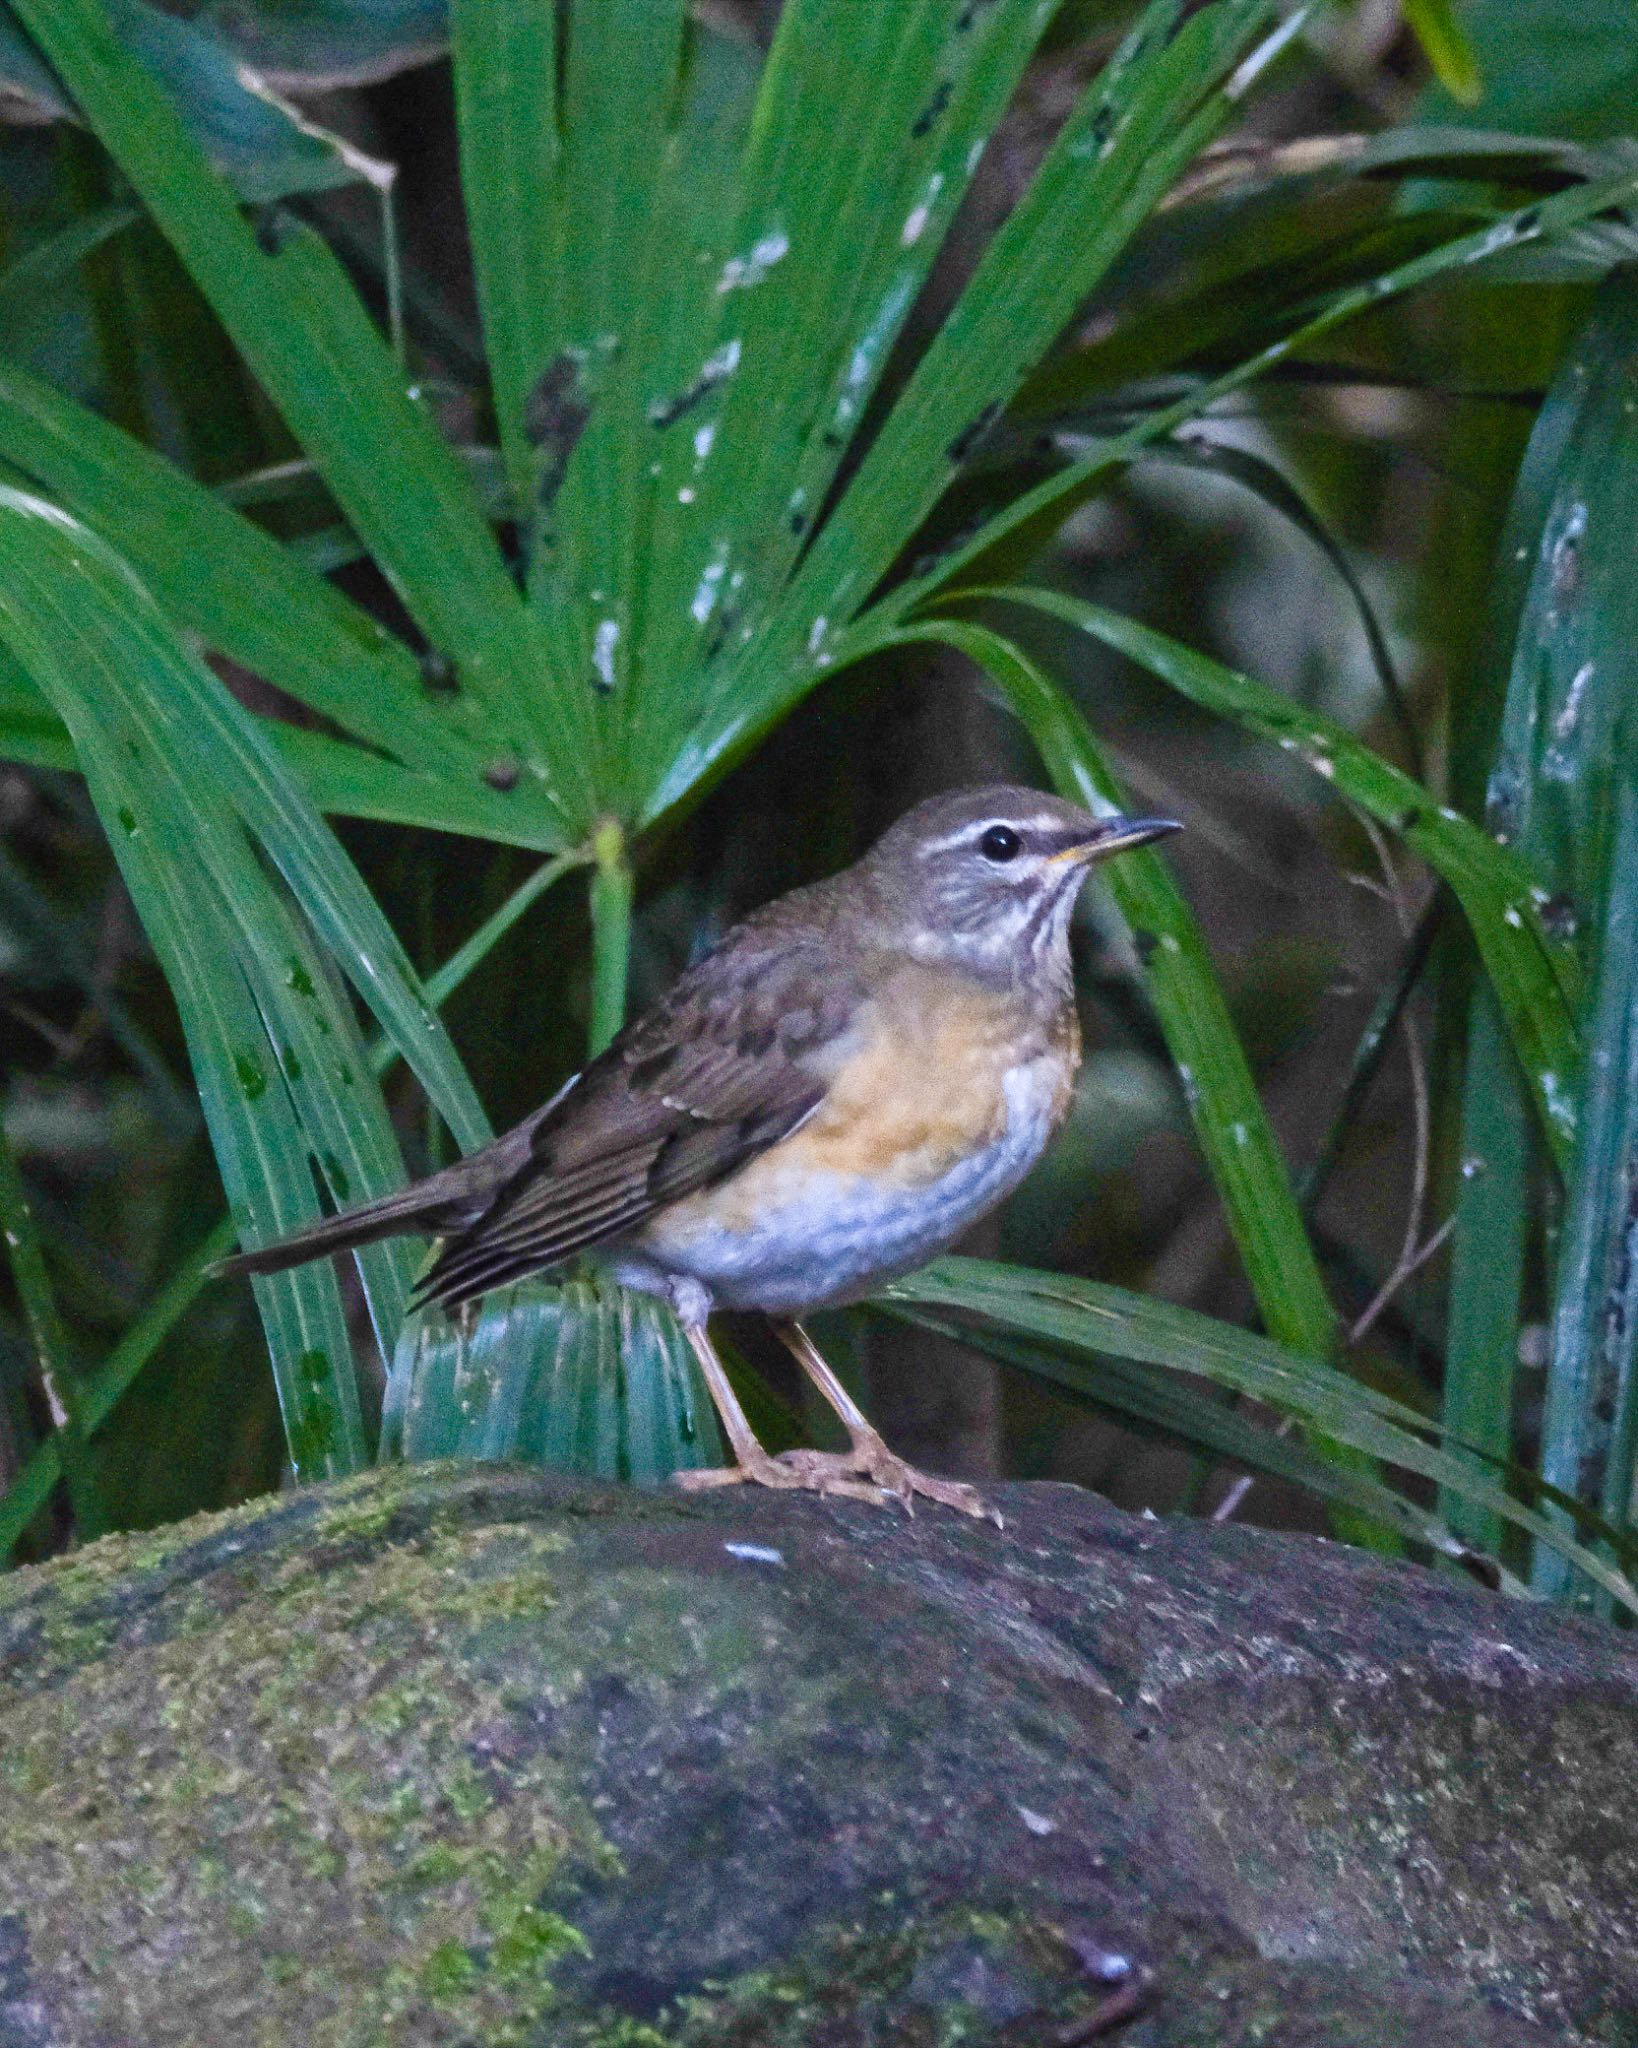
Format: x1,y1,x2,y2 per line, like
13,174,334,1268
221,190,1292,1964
917,815,1069,856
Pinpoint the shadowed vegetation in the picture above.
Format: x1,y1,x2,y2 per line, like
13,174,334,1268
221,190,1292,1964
0,0,1635,1617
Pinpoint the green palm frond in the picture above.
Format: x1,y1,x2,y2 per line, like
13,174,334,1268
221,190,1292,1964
0,0,1634,1604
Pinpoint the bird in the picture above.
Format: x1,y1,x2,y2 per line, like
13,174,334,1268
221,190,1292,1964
222,785,1179,1518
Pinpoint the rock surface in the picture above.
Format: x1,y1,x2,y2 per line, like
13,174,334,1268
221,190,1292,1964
0,1464,1635,2047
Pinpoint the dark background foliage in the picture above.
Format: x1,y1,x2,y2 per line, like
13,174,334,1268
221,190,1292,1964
1,0,1635,1611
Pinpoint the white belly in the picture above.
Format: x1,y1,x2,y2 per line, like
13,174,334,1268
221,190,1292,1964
610,1057,1066,1315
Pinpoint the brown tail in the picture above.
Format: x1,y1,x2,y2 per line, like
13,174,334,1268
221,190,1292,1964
216,1083,573,1287
215,1183,462,1281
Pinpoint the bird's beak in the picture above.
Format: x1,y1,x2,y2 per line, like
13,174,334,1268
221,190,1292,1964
1048,814,1183,864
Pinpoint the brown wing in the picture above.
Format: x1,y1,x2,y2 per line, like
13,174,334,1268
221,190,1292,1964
414,912,861,1309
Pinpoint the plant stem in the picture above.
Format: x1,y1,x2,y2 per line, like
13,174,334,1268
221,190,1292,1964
424,851,585,1012
0,1112,103,1540
588,819,633,1056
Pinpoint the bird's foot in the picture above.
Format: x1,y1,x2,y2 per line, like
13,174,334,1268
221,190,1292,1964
673,1449,891,1508
826,1433,1001,1524
677,1436,998,1522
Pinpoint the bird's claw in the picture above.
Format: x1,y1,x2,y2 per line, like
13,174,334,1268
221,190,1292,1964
814,1432,1000,1522
673,1451,891,1508
675,1440,999,1522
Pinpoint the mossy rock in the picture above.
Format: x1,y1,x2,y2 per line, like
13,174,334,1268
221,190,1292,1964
1,1465,1635,2047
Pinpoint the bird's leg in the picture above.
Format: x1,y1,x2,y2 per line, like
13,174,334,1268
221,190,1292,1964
770,1319,1000,1524
672,1316,889,1507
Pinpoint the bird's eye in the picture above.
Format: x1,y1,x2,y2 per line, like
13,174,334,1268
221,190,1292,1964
979,825,1022,863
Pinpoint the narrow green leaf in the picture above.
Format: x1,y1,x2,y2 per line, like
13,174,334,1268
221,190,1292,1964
0,648,564,848
0,851,583,1559
526,0,692,806
1459,269,1638,1599
0,493,398,1470
268,727,567,851
636,159,1638,832
891,1305,1511,1566
1438,276,1584,1556
633,0,1057,776
786,0,1285,651
882,1256,1638,1616
985,585,1583,1168
0,493,489,1153
448,0,558,503
896,616,1337,1363
854,167,1638,659
6,0,593,817
1534,781,1638,1602
0,353,486,778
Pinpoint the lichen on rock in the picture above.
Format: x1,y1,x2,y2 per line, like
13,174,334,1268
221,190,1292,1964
0,1464,1634,2046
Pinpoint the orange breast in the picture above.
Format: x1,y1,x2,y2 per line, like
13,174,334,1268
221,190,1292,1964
683,964,1077,1232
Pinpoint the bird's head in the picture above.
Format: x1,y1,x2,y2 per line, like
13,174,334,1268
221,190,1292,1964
858,783,1180,976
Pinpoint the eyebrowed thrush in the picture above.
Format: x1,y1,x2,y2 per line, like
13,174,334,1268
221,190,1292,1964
224,785,1179,1518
